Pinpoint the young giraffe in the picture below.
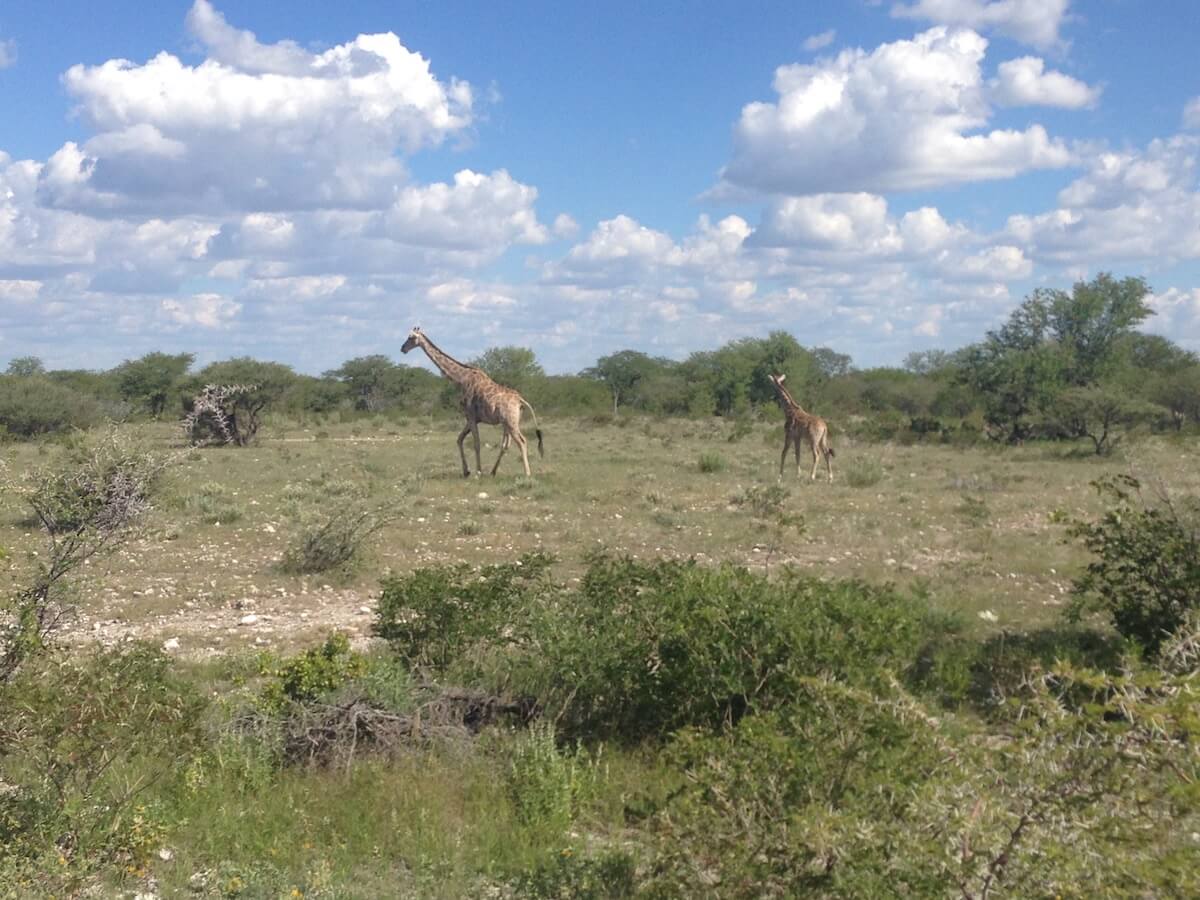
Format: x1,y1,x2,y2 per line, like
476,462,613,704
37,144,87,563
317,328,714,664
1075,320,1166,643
401,327,544,477
768,373,834,482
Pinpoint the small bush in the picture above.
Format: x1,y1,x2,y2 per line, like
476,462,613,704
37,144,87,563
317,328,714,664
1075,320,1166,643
259,632,366,711
1069,475,1200,654
511,850,638,899
504,723,601,836
280,506,386,576
180,481,243,524
697,451,726,473
731,483,790,518
844,455,884,488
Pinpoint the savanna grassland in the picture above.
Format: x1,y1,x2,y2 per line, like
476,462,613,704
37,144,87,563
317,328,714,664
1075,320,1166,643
2,416,1199,899
5,415,1191,653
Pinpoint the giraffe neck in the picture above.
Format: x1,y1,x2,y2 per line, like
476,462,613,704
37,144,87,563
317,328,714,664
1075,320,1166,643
419,335,475,386
772,382,805,415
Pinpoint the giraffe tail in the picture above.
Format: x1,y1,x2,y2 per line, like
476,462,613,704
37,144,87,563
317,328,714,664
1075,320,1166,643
522,398,545,457
824,435,835,458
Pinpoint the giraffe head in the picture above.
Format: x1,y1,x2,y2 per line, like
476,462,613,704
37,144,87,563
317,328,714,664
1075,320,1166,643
768,373,786,389
401,326,423,354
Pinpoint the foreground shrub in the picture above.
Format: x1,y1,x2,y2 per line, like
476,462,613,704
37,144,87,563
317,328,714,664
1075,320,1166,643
0,375,101,438
504,723,603,837
374,552,555,672
0,646,205,889
259,632,366,712
697,451,726,473
1069,475,1200,654
1,430,165,682
376,554,953,743
641,660,1199,898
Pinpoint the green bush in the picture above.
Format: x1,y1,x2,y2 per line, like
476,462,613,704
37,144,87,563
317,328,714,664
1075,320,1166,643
0,646,205,883
516,555,952,742
1069,475,1200,654
259,632,366,711
697,451,726,473
640,657,1200,898
504,723,602,836
0,376,101,438
374,552,555,672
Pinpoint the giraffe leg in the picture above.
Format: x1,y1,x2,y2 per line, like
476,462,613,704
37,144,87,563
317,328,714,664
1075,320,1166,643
809,439,820,481
779,434,791,478
471,423,483,476
794,432,803,478
823,436,834,482
457,424,472,478
490,430,511,476
514,428,531,477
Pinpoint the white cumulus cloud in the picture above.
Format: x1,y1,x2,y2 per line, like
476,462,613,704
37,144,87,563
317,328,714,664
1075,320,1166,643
803,30,837,51
717,27,1072,197
1184,97,1200,130
41,1,474,214
891,0,1071,49
991,56,1099,108
160,292,241,328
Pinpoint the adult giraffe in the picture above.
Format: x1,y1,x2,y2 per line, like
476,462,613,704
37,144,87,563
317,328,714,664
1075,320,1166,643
401,327,544,477
768,373,834,482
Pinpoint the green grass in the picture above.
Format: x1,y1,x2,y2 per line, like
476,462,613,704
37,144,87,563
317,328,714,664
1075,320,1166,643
1,418,1196,653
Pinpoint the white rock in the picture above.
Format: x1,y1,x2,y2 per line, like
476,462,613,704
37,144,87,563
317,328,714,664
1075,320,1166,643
162,638,180,652
263,524,276,533
158,847,174,861
239,614,259,626
359,605,371,615
978,610,999,623
477,492,489,499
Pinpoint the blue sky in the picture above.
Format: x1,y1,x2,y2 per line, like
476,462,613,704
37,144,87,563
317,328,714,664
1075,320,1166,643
1,0,1198,374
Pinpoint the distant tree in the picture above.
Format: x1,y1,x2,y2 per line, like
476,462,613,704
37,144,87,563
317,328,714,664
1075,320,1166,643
585,350,674,415
113,352,194,417
470,347,545,393
903,349,955,377
811,346,853,378
182,358,296,445
957,274,1151,444
323,355,415,412
0,376,101,437
1044,273,1154,386
5,356,45,378
1049,385,1154,455
1148,365,1200,430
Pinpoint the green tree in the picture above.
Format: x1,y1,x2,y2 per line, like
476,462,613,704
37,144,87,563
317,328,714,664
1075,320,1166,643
1148,364,1200,430
584,350,673,415
113,352,194,417
1049,384,1154,454
955,274,1152,443
470,346,545,394
323,355,415,412
4,356,45,378
183,358,297,445
1044,273,1153,385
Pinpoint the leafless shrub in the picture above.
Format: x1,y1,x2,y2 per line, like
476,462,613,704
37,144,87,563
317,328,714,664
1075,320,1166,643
181,383,261,446
1,430,169,682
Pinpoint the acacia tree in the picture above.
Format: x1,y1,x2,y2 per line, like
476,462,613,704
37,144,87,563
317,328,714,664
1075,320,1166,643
4,356,45,377
323,355,413,412
470,346,545,394
113,351,194,417
958,274,1154,443
585,350,673,415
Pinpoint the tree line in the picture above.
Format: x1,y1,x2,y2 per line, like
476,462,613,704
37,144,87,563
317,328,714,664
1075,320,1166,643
2,274,1198,450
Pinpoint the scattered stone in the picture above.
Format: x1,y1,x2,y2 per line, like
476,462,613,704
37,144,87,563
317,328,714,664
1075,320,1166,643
162,638,181,652
239,614,259,626
978,610,999,623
